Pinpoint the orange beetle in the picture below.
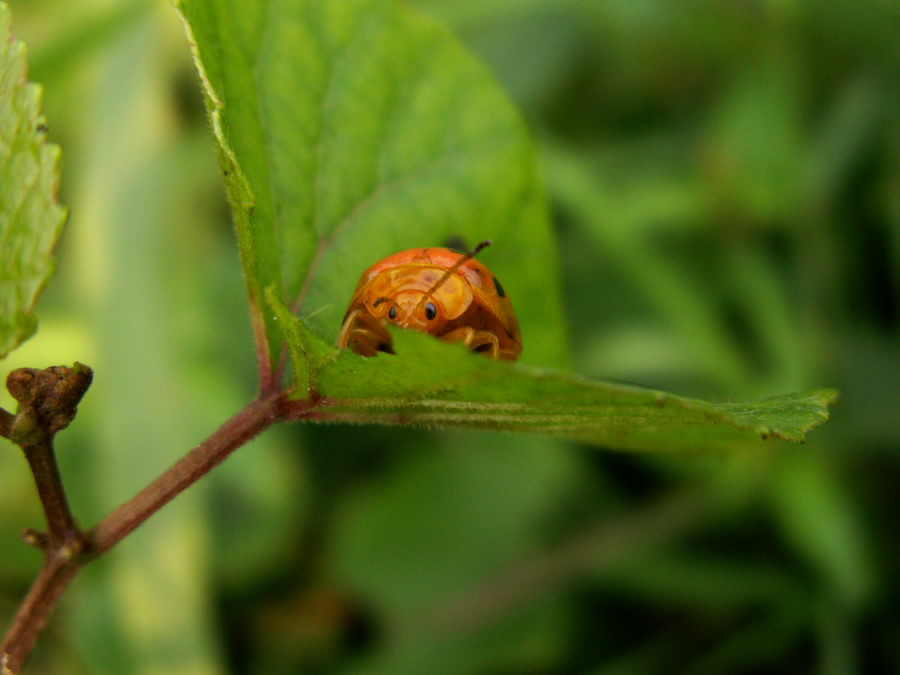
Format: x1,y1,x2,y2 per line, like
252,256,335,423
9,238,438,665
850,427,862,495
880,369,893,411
337,242,522,360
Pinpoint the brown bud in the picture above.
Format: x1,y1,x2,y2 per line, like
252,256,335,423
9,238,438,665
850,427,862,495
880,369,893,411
6,363,93,434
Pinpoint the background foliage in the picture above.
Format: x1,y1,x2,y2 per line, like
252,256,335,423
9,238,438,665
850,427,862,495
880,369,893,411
1,0,896,673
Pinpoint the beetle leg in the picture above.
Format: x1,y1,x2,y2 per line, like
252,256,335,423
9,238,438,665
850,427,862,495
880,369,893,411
338,309,394,356
440,326,502,359
349,326,395,356
337,309,362,349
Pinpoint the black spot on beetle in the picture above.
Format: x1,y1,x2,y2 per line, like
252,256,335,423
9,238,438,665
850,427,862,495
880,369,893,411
388,306,398,320
444,235,468,252
493,276,506,297
373,297,389,307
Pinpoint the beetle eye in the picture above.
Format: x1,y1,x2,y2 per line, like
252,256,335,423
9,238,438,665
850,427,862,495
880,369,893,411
388,306,398,320
425,302,437,320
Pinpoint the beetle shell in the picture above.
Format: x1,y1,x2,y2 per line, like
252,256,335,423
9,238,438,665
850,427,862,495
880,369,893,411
337,247,522,360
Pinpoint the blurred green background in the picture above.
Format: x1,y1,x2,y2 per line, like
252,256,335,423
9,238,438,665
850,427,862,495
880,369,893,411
1,0,896,673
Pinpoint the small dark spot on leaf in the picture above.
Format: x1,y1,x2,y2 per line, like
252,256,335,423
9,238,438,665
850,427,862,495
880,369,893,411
36,123,48,134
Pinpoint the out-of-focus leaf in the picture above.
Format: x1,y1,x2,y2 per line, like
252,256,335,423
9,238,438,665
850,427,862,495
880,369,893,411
769,453,873,609
26,1,150,86
270,298,836,452
603,554,807,615
0,1,66,359
357,593,570,674
54,11,224,670
209,425,309,591
542,141,751,390
685,604,809,675
330,433,578,613
707,57,804,222
329,426,577,673
176,0,567,388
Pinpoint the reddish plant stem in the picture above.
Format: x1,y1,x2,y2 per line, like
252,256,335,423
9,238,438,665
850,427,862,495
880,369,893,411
1,558,80,674
20,439,86,553
3,389,297,672
251,306,276,395
89,392,287,556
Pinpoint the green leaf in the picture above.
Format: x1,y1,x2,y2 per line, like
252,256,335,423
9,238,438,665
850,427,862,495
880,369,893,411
184,0,838,453
331,433,579,613
0,2,67,359
270,300,835,452
176,0,567,388
267,284,336,396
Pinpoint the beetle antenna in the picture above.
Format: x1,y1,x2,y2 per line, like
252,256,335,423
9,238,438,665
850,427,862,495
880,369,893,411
416,240,492,313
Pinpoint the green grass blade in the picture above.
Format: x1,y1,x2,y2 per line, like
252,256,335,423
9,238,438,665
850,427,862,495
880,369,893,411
0,2,67,359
